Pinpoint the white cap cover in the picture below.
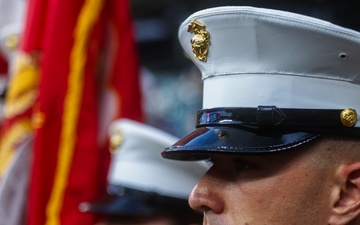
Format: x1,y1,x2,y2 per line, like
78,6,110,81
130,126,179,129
108,119,209,199
161,6,360,160
179,6,360,126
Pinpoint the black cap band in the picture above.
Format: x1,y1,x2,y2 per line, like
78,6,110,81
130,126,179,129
197,106,360,135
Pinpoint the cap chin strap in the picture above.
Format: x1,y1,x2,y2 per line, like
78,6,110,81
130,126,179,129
197,106,360,135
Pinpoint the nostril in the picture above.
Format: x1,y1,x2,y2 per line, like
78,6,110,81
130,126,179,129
188,181,225,214
189,194,208,212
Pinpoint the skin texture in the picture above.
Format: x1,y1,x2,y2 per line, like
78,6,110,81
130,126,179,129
188,136,360,225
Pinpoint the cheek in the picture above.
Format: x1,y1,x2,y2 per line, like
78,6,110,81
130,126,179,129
225,169,332,224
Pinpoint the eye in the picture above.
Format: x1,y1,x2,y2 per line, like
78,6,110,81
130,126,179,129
234,160,253,171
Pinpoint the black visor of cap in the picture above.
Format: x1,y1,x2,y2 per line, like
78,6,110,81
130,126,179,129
161,106,360,160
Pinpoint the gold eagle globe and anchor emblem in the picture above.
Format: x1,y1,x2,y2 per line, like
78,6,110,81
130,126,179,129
109,130,124,154
188,20,210,62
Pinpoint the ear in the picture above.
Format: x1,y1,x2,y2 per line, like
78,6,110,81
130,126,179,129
329,162,360,225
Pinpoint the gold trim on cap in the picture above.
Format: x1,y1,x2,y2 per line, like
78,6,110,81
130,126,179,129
4,34,19,52
109,130,124,153
340,108,357,127
188,20,210,62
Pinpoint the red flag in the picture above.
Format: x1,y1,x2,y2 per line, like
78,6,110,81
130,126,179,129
0,0,142,224
0,53,8,75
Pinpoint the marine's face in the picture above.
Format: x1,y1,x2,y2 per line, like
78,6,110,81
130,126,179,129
189,142,337,225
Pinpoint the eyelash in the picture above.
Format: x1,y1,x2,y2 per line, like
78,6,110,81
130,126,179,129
234,160,253,171
205,158,253,171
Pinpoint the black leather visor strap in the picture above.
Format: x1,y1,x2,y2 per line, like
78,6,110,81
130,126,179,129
196,106,358,130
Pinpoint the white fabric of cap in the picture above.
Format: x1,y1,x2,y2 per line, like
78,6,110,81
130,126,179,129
178,6,360,127
107,119,209,200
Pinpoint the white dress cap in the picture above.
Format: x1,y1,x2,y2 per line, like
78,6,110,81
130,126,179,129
107,119,209,200
178,6,360,127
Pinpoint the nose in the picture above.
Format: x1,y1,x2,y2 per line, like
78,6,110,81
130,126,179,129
188,169,225,214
